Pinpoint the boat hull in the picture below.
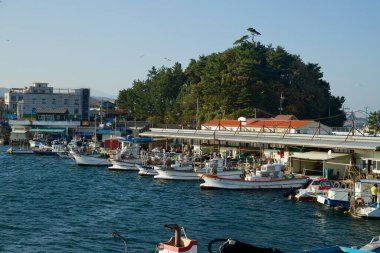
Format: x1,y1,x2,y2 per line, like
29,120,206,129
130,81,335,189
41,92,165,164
154,168,243,180
316,195,350,209
200,174,309,190
70,152,111,166
108,159,140,171
353,205,380,219
136,164,158,176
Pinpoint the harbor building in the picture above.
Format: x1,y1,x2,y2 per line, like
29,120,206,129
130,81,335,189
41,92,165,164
201,116,332,135
140,126,380,180
4,82,90,121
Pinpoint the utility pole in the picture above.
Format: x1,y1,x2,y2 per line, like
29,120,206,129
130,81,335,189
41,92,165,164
279,92,285,115
364,106,369,126
195,97,199,130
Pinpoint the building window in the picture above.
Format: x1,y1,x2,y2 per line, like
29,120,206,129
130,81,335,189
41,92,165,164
74,99,79,105
32,98,36,104
52,98,56,104
42,98,46,104
32,108,36,113
64,99,68,105
74,108,79,114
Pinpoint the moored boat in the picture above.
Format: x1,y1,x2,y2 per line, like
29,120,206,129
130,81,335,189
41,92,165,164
199,163,309,190
69,150,111,166
136,164,158,176
154,157,244,180
6,147,34,155
108,158,141,171
293,177,334,201
316,187,351,209
350,180,380,219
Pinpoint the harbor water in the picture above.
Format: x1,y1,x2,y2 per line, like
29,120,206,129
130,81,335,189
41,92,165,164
1,145,380,252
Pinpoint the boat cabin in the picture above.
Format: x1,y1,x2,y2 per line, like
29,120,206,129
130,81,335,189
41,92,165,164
354,179,380,203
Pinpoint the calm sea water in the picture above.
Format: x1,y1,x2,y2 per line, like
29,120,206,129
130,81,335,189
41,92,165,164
1,145,380,253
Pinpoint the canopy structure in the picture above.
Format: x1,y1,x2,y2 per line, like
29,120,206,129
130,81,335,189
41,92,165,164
29,128,65,133
289,151,350,161
139,128,380,151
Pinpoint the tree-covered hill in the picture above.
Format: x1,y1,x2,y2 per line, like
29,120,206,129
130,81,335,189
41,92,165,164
118,28,346,127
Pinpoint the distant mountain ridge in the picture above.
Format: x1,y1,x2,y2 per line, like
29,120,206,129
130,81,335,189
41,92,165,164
90,96,116,102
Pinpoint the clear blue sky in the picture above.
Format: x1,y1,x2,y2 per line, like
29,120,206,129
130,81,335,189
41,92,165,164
0,0,379,114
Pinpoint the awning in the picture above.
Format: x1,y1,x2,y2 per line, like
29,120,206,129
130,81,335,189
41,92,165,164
289,151,350,161
12,130,27,134
30,128,65,133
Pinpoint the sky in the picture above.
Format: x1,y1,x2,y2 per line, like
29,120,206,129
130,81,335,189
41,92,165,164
0,0,379,115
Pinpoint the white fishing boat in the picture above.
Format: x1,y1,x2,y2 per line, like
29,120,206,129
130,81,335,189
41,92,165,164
154,157,244,180
293,177,333,201
316,188,351,209
136,164,158,176
7,147,34,155
69,150,111,166
350,180,380,219
200,163,309,190
29,139,46,149
108,158,141,171
108,141,142,171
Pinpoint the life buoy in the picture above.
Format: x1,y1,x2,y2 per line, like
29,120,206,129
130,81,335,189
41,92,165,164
355,197,365,207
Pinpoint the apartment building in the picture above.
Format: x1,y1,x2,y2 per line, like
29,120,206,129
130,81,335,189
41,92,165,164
4,82,90,121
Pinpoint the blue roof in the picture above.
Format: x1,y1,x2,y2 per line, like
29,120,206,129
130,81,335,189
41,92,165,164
130,137,152,143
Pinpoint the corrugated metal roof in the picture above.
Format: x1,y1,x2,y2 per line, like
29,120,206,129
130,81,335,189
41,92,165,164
139,128,380,151
202,119,315,129
289,151,350,161
30,128,65,133
247,120,314,128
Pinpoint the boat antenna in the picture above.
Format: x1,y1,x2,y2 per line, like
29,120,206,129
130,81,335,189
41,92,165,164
112,231,128,253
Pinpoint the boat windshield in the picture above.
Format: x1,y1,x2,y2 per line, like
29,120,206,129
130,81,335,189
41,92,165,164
320,181,333,187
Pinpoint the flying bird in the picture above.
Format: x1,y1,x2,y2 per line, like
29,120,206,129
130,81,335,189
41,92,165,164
164,57,172,62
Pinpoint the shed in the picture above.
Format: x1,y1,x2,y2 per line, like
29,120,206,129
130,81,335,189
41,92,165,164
289,151,351,179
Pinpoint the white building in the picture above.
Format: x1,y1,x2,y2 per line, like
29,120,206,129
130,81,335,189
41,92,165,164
4,82,90,121
201,118,332,135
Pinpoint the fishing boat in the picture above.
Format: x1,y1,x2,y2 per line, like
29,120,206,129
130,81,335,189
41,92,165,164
136,164,158,176
69,150,111,166
113,224,197,253
293,177,334,201
316,187,351,209
199,163,309,190
154,157,244,180
298,236,380,252
108,158,141,171
108,142,142,171
350,180,380,219
6,147,34,155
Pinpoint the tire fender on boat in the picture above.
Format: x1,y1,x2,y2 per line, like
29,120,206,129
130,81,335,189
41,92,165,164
355,197,365,207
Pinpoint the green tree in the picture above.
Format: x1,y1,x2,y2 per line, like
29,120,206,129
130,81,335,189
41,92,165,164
118,28,346,127
367,111,380,136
